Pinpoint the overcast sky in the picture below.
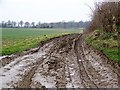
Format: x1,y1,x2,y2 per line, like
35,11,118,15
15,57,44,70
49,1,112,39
0,0,95,23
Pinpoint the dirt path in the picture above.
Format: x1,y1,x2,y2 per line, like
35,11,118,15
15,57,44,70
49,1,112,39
0,34,119,89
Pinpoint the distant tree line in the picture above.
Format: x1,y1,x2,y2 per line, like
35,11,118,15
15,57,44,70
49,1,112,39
0,20,90,29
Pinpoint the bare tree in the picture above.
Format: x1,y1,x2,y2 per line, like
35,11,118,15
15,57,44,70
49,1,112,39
19,21,24,27
13,21,17,28
24,22,30,28
31,22,35,28
7,20,12,28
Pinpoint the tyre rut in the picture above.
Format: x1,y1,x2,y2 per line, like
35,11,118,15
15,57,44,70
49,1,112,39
74,35,98,88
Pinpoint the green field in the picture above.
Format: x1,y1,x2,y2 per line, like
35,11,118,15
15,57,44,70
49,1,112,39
1,28,82,55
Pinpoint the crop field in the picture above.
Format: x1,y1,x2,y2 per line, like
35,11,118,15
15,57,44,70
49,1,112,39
1,28,82,55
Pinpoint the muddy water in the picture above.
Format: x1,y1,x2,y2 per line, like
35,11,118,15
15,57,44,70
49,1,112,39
0,34,119,89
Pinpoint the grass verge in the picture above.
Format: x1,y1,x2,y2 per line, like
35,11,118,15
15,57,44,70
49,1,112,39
85,30,119,64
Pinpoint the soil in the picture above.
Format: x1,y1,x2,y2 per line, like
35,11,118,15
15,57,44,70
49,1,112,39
0,34,120,88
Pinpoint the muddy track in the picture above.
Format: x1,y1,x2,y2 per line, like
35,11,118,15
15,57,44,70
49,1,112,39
0,34,119,89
